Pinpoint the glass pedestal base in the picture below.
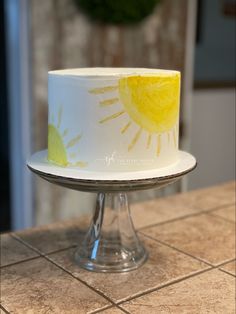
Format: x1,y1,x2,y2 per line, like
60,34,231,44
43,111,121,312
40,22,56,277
75,193,148,272
27,150,197,272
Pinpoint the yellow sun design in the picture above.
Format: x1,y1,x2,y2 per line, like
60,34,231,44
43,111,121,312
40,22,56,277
89,73,180,156
48,107,87,167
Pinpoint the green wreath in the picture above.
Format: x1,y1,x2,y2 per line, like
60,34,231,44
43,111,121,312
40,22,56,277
74,0,160,25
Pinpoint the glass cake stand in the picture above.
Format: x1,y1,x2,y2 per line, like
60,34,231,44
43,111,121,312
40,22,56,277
27,150,196,272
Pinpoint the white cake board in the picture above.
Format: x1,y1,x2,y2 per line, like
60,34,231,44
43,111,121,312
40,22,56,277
27,150,196,192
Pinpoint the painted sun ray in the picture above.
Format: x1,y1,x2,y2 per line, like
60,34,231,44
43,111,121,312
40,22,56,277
146,133,152,149
88,73,180,156
167,132,171,144
173,128,177,148
157,134,161,156
62,128,69,137
121,121,132,134
99,98,119,107
99,110,125,124
48,124,67,166
128,127,142,152
57,107,63,129
69,152,76,159
48,106,88,168
66,134,82,149
89,85,118,94
69,161,88,168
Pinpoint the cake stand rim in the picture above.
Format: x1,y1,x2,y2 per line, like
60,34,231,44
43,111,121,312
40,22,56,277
27,149,197,184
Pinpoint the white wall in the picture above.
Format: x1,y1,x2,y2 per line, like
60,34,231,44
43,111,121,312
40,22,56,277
188,89,235,190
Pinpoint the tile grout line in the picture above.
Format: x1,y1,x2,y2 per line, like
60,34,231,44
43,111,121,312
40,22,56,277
10,234,119,310
93,305,131,314
6,206,235,311
139,231,213,267
0,304,10,314
90,305,131,314
34,244,215,312
88,305,114,314
46,245,77,255
4,238,234,313
44,254,215,309
89,305,114,314
140,232,236,269
7,233,158,312
116,260,236,306
218,268,236,278
6,234,130,314
118,260,236,306
115,305,131,314
206,212,235,224
46,245,78,256
11,233,77,257
137,202,236,231
0,255,41,269
1,239,78,269
116,305,131,314
12,225,234,301
11,233,50,255
44,254,118,309
216,258,236,267
117,267,213,306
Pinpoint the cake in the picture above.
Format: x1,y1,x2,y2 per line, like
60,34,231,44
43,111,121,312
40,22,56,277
48,68,180,172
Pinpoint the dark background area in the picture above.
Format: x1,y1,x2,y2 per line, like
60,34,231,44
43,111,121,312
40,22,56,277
0,0,11,231
195,0,236,87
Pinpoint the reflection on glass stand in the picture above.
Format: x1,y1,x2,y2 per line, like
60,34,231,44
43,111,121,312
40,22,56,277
75,192,147,272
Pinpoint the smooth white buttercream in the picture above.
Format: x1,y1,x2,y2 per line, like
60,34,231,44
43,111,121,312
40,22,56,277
48,68,180,171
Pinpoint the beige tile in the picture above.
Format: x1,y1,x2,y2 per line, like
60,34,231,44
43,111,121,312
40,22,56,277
220,260,236,276
142,213,235,266
131,198,196,229
99,307,125,313
1,257,110,314
14,216,90,254
131,181,235,229
48,236,207,303
121,269,235,314
209,204,235,222
184,181,235,208
0,234,39,267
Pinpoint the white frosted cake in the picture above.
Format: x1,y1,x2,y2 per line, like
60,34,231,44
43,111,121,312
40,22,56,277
48,68,180,172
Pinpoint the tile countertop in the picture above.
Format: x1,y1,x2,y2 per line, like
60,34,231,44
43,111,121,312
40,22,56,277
0,181,235,314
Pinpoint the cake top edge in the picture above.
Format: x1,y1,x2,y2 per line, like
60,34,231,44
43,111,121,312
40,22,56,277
48,67,180,78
